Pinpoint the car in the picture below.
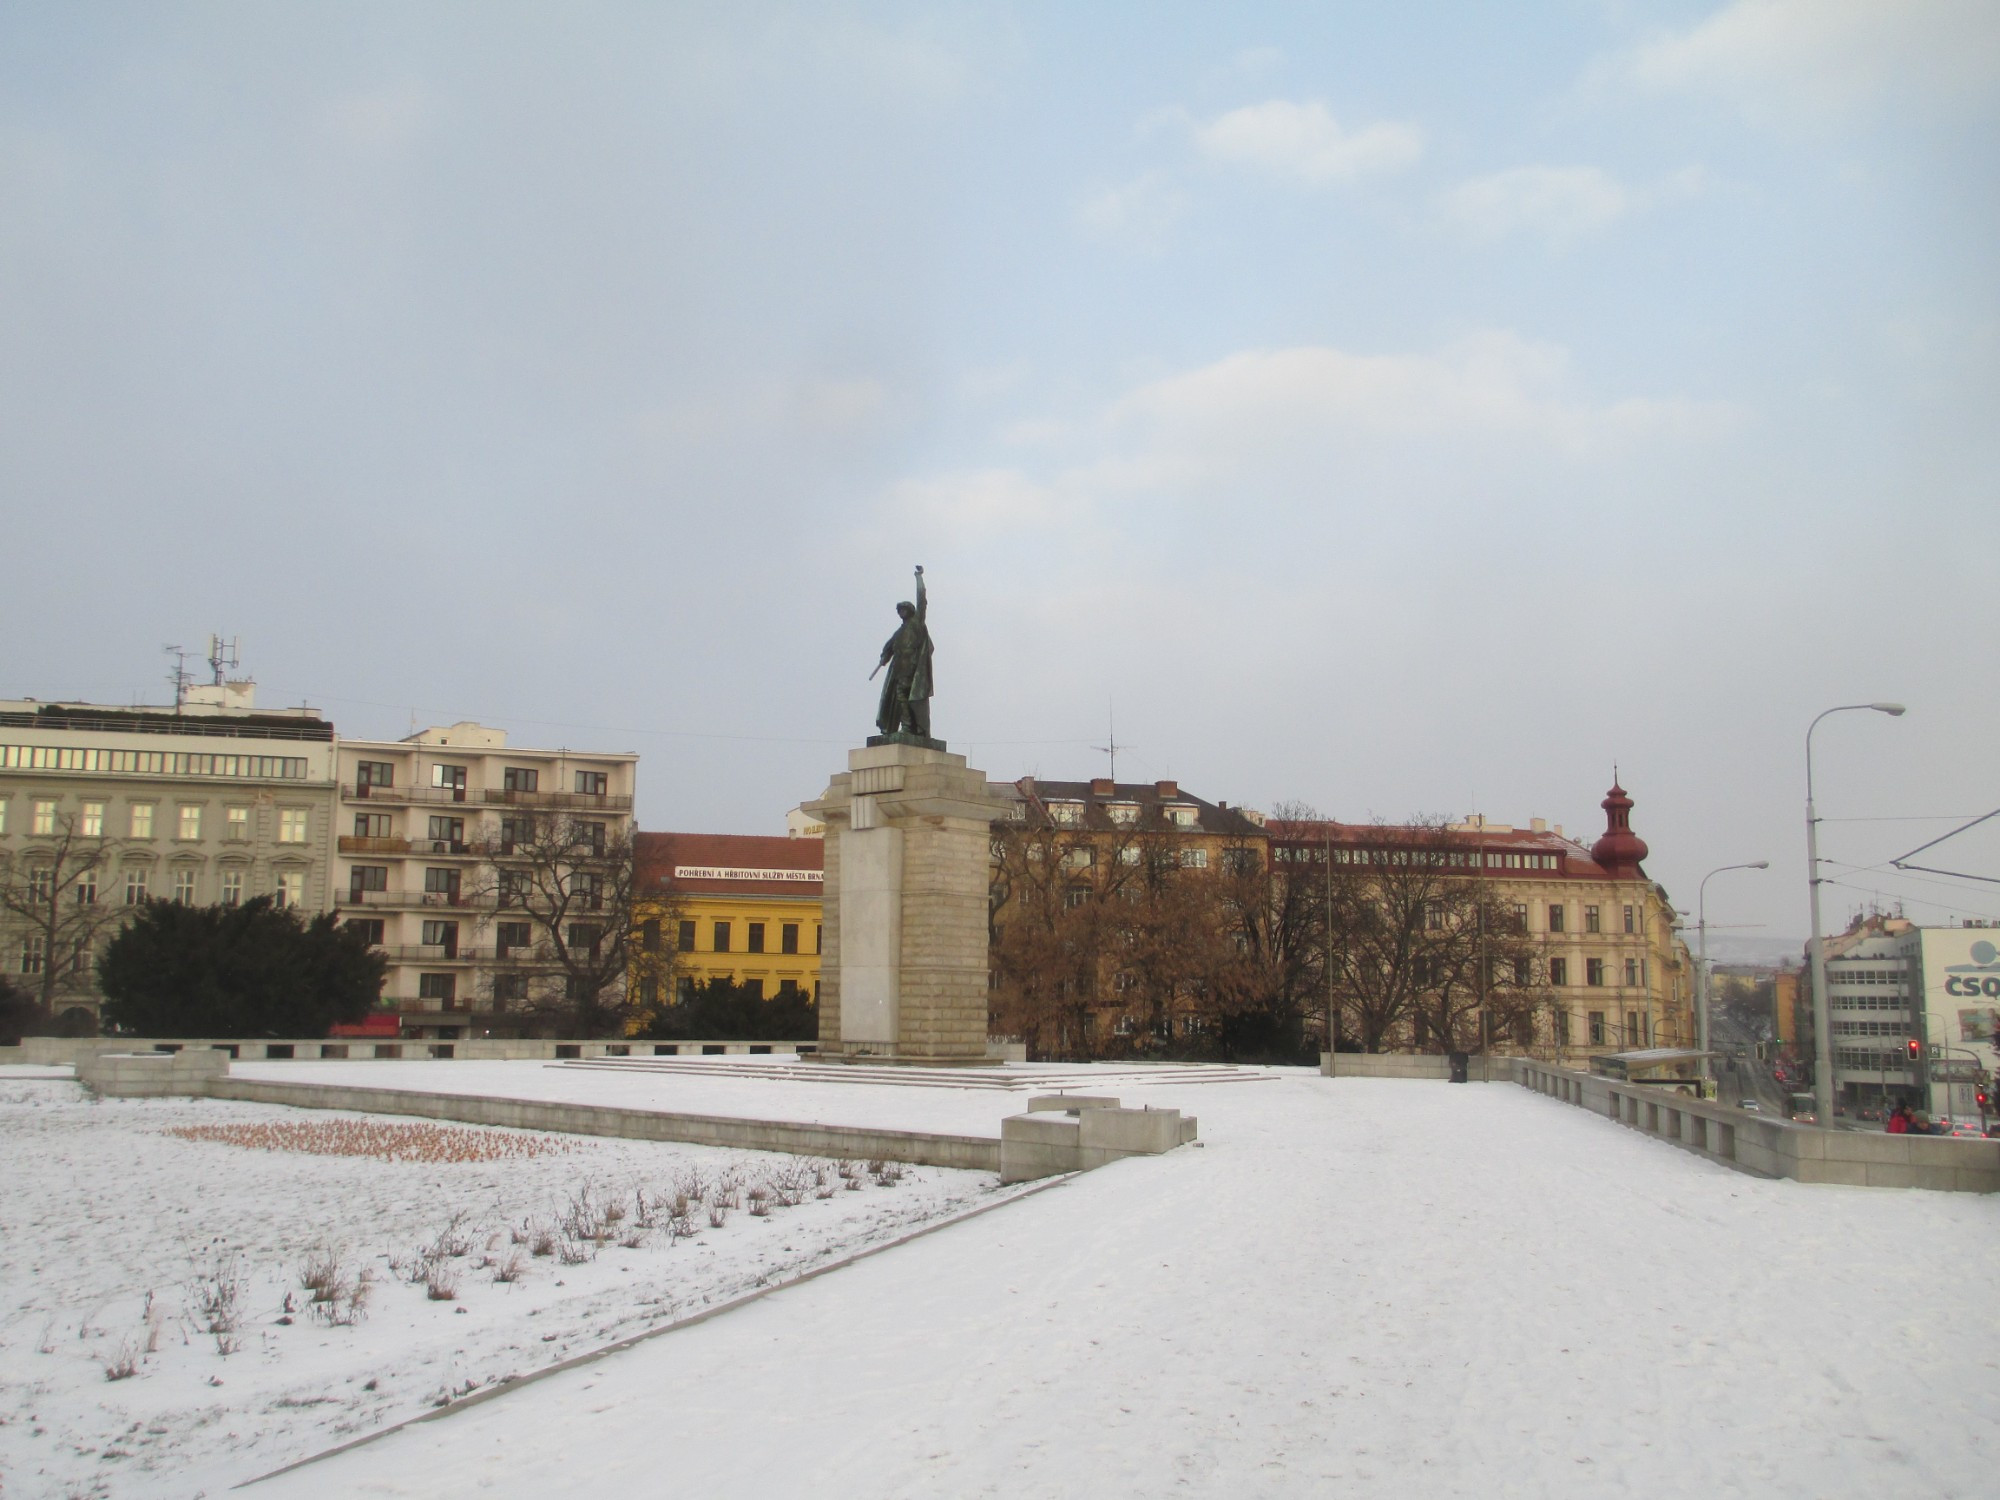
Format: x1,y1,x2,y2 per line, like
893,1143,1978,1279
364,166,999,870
1858,1108,1883,1122
1739,1099,1761,1111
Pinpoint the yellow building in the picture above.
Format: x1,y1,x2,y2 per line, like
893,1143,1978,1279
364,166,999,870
634,832,822,1006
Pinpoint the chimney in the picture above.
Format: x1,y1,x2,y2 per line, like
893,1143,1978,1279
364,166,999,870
1090,777,1115,796
1155,780,1178,798
1530,817,1546,833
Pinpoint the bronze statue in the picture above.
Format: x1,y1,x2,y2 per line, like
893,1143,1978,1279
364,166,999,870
870,565,933,739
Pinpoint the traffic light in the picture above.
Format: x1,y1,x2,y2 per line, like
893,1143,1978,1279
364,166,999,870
1905,1038,1921,1062
1977,1088,1992,1113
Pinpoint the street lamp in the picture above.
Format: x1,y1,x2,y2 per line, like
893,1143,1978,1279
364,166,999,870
1697,860,1769,1096
1806,701,1907,1128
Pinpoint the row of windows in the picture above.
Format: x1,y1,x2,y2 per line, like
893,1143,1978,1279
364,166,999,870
0,744,311,780
1830,994,1908,1011
20,863,306,908
658,975,808,1004
1048,803,1201,828
652,919,820,956
3,797,310,842
1827,966,1906,986
1836,1048,1917,1071
355,761,612,796
1833,1020,1913,1037
1546,957,1648,987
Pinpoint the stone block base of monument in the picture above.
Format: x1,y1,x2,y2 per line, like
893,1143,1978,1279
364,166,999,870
805,741,1009,1066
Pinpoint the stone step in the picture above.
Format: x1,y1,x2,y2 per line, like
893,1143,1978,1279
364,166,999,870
548,1057,1269,1092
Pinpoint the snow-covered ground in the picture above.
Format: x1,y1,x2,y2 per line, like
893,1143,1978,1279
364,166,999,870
228,1056,1265,1136
0,1075,1007,1499
233,1071,2000,1500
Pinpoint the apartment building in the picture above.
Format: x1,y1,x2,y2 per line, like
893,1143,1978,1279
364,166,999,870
634,832,823,1006
333,723,637,1038
0,684,339,1027
1274,781,1694,1062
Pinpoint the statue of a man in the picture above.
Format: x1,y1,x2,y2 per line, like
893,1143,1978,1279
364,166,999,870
873,565,933,739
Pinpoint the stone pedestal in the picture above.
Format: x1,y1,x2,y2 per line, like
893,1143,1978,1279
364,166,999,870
803,742,1008,1064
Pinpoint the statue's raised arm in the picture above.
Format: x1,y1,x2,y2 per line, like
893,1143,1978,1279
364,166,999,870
914,565,926,622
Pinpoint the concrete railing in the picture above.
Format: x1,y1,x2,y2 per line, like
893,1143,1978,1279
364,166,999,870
1513,1058,2000,1192
3,1037,812,1066
1319,1052,1518,1082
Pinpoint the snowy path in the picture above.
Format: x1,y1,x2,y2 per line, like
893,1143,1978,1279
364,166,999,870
249,1075,2000,1499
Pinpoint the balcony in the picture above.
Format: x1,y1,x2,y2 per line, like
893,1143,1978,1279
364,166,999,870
343,783,474,806
337,888,491,909
339,835,411,855
480,788,633,812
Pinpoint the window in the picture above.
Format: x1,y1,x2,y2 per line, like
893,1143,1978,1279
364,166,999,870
1547,903,1565,933
1064,884,1090,909
781,922,799,955
1062,845,1095,870
496,921,532,955
1625,1011,1640,1045
499,815,532,849
171,869,197,904
1510,903,1528,933
27,866,52,903
1180,847,1209,869
278,809,309,844
575,770,608,796
20,937,47,974
575,872,603,910
32,799,57,836
345,918,384,945
1624,958,1640,987
1222,848,1259,876
1549,957,1568,986
1049,802,1082,826
80,801,104,837
713,921,731,953
1586,958,1605,987
747,922,765,954
129,804,154,838
1554,1009,1571,1045
1588,1011,1606,1045
220,870,244,906
225,805,249,841
777,979,799,999
124,869,149,905
641,918,661,953
0,800,7,835
503,767,540,793
354,812,391,839
678,919,697,952
1584,905,1601,934
275,871,304,909
577,822,606,856
1119,845,1141,866
431,764,468,797
75,870,97,905
1512,956,1531,986
356,760,395,789
178,805,201,840
1423,901,1445,931
492,973,528,1005
421,919,459,952
427,815,465,847
424,867,461,901
499,870,529,906
418,973,458,1005
815,924,822,954
1169,806,1198,828
349,865,388,896
567,923,603,958
1106,803,1139,826
1622,904,1636,935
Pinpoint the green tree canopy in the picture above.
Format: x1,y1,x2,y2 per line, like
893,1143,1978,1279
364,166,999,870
98,898,386,1038
638,977,815,1042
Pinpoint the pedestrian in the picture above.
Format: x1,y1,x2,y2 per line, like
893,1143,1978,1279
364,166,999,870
1886,1104,1909,1135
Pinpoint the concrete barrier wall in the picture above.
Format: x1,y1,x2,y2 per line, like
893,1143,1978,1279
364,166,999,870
3,1037,810,1067
1513,1059,2000,1193
1319,1052,1517,1083
206,1077,1002,1173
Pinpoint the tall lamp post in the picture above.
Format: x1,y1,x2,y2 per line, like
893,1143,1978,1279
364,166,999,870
1806,701,1907,1128
1697,860,1769,1096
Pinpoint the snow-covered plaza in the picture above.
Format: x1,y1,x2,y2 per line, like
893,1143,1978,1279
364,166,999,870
5,1061,1997,1498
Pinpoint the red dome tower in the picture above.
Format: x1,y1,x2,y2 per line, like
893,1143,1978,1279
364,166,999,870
1590,778,1650,876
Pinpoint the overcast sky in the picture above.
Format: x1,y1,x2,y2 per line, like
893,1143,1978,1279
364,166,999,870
4,1,1996,945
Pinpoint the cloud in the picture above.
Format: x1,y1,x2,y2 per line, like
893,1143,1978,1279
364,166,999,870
1437,165,1704,247
1625,0,2000,126
1075,170,1190,249
1192,99,1422,186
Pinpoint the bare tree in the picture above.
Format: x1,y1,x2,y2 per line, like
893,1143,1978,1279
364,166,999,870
1321,817,1536,1054
0,811,125,1028
473,812,637,1037
988,821,1106,1060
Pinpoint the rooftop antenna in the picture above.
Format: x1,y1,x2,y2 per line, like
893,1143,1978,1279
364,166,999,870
206,633,240,686
162,644,193,711
1092,700,1133,783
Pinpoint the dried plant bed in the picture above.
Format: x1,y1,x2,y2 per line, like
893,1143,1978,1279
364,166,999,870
162,1118,575,1163
0,1088,1009,1500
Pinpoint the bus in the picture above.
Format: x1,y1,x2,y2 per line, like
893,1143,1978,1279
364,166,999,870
1785,1092,1816,1123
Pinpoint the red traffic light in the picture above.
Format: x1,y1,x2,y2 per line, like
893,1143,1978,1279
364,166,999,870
1905,1038,1921,1060
1978,1090,1992,1111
